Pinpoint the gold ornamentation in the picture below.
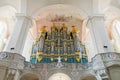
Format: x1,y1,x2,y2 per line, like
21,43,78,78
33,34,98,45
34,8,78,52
37,56,42,62
51,57,54,61
31,54,36,56
38,52,43,54
39,26,47,33
71,26,80,34
82,54,87,56
76,56,80,62
64,57,67,61
31,23,88,63
75,52,80,55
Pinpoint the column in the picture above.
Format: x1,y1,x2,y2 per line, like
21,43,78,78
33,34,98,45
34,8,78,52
87,16,114,53
4,14,33,54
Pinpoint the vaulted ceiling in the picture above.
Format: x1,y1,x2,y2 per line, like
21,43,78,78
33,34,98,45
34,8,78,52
0,0,120,40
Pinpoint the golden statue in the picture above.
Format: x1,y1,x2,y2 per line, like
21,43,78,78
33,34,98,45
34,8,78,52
39,26,47,33
71,26,79,33
62,23,67,31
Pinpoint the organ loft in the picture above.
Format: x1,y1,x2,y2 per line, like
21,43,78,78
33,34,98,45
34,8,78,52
30,23,88,64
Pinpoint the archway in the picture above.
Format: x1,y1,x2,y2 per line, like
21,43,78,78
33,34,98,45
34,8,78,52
0,5,16,51
48,73,71,80
32,4,88,39
20,73,39,80
30,4,94,62
103,6,120,53
108,65,120,80
80,74,97,80
22,4,93,62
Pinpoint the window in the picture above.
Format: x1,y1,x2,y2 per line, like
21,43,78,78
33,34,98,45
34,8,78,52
0,21,7,51
111,20,120,52
114,20,120,36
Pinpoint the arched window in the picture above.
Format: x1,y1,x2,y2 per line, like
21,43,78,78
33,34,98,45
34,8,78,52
111,20,120,52
114,20,120,36
0,21,7,51
0,5,16,52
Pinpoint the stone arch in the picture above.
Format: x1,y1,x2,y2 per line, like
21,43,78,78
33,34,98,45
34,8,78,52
19,72,40,80
0,5,16,18
110,19,120,52
107,65,120,80
103,6,120,40
32,4,88,20
31,4,89,40
0,5,16,35
0,5,17,51
80,74,97,80
103,6,120,21
46,68,74,80
30,4,91,62
103,5,120,52
0,21,7,51
48,73,71,80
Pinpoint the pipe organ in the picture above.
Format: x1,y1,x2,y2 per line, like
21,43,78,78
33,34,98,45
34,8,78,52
30,24,88,63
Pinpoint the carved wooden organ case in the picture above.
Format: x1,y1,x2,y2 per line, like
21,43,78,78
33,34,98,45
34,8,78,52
30,24,88,63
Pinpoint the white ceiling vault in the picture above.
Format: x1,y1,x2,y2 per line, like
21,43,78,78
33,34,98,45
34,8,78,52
0,0,119,16
27,0,92,16
33,4,88,21
0,0,120,40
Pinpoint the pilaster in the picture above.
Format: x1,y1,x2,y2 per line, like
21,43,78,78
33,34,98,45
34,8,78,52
4,13,33,54
87,16,113,53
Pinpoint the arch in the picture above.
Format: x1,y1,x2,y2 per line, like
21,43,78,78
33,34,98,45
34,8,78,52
0,21,7,36
0,5,17,51
0,5,16,34
46,70,73,80
31,4,88,40
103,6,120,53
30,4,92,62
108,65,120,80
104,19,120,53
111,20,120,52
48,73,71,80
0,5,16,19
80,74,97,80
19,73,40,80
32,4,88,20
103,6,120,20
0,21,7,51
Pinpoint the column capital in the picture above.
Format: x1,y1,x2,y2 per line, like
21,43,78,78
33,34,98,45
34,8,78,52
16,13,35,28
88,15,104,20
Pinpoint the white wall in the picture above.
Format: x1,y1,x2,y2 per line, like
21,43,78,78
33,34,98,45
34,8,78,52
84,32,97,61
93,0,120,14
22,31,34,61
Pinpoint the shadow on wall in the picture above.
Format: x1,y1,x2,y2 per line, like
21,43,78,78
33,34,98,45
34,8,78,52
80,74,97,80
108,65,120,80
20,73,39,80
